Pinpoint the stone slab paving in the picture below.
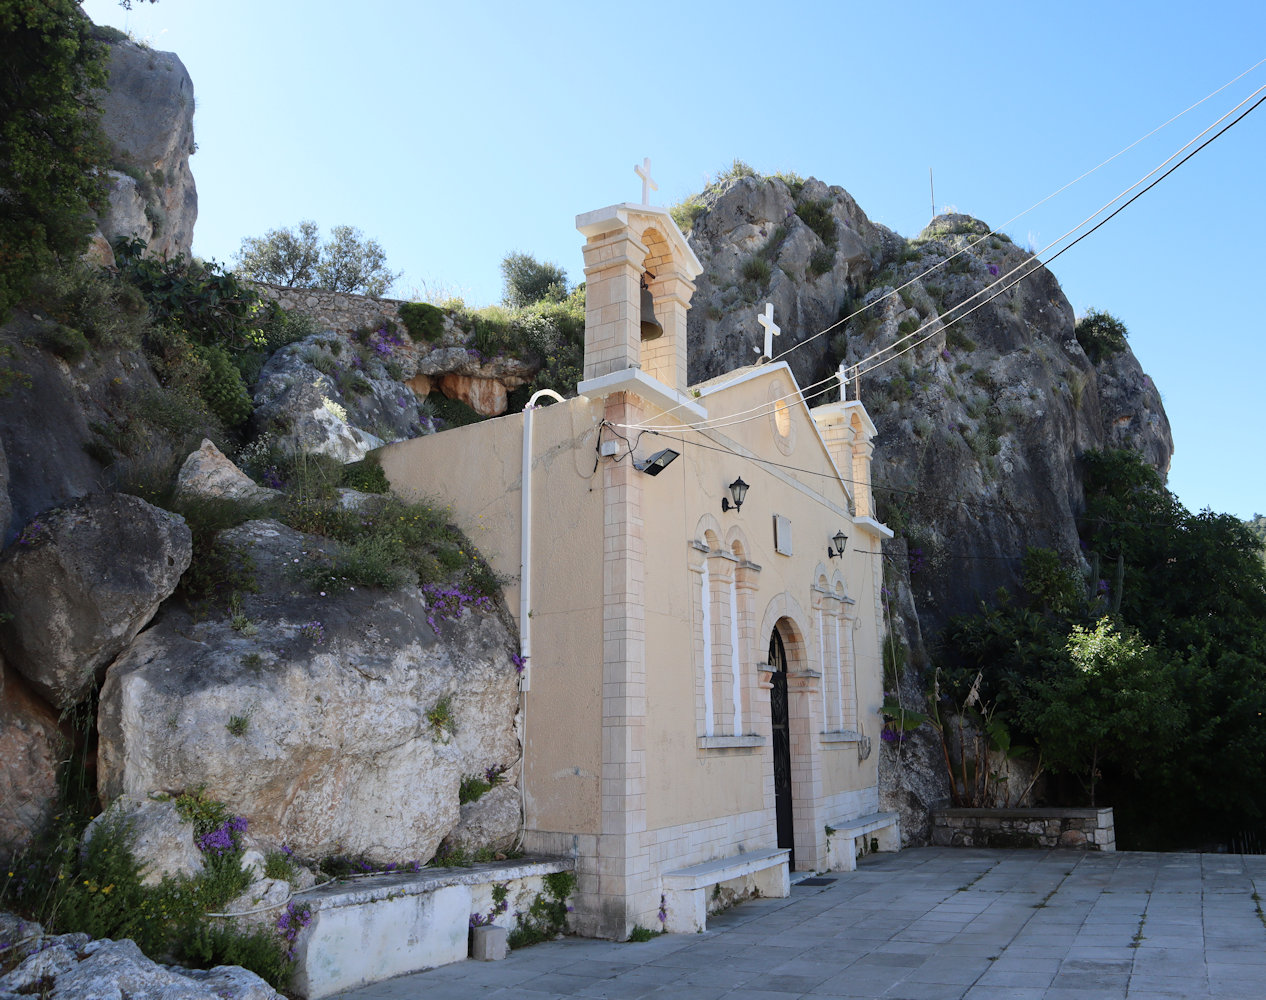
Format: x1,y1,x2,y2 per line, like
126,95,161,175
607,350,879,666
334,847,1266,1000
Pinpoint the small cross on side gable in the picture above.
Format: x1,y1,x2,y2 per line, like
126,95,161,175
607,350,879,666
755,302,780,362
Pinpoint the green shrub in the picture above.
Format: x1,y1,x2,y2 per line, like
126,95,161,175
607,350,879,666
178,922,294,990
428,392,486,429
741,256,771,286
795,198,837,248
809,247,834,276
341,457,390,493
459,775,493,804
41,323,90,363
398,301,446,342
669,195,707,232
897,317,919,337
1075,309,1128,363
194,344,252,427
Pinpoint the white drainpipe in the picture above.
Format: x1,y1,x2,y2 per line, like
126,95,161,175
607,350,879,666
519,389,564,690
513,389,563,852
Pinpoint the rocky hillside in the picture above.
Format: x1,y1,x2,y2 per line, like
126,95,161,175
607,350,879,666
683,173,1171,633
679,172,1173,839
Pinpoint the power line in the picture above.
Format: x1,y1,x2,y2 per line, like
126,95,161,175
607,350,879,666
643,427,1189,533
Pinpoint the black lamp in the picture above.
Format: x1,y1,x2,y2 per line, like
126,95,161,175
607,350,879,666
721,477,749,512
633,448,679,476
827,530,848,559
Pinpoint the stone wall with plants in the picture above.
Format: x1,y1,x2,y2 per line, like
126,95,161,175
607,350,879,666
252,281,407,338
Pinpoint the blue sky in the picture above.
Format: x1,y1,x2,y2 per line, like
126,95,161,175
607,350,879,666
82,1,1266,521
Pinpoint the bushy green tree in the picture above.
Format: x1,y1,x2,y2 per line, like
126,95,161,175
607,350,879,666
943,448,1266,847
1017,620,1184,806
235,223,399,297
0,0,109,319
501,252,567,308
234,220,320,287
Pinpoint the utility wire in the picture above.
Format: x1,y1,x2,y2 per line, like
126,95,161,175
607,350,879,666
643,427,1192,533
850,85,1266,379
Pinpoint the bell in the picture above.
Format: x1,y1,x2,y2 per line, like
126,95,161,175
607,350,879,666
640,283,663,341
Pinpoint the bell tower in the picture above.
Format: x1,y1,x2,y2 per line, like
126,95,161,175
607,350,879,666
575,161,703,396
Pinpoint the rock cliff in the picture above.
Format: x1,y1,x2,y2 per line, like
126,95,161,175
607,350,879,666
89,27,198,261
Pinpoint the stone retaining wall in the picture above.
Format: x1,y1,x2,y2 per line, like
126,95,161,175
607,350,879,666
931,807,1115,851
253,281,407,335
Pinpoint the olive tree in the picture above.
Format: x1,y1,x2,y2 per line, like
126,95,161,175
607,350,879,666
235,222,399,297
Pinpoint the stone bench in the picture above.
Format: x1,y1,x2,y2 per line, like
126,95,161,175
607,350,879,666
825,811,901,871
660,847,790,933
289,856,574,999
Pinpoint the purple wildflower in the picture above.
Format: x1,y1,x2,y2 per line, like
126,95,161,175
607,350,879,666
941,349,951,361
261,466,285,490
197,816,248,856
988,264,1000,277
276,902,313,960
300,621,325,644
510,653,526,675
422,583,493,635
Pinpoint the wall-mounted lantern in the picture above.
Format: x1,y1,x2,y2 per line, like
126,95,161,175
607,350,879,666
827,529,848,559
721,476,749,513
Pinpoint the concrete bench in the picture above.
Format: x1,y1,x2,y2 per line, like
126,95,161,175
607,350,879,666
289,856,573,999
825,811,900,871
661,847,790,933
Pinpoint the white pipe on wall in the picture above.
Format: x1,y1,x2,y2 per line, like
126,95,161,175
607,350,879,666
519,388,564,688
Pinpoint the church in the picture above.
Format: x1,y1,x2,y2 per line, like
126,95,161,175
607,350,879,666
380,171,897,940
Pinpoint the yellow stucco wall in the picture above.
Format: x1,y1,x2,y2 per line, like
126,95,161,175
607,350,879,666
378,362,887,850
378,398,609,835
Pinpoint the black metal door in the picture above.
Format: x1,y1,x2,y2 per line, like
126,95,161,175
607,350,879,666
769,628,794,870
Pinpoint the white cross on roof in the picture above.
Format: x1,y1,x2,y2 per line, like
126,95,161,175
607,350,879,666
635,157,658,205
755,302,780,361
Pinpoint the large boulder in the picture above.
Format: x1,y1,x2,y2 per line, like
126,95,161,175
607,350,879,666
95,33,198,260
0,660,63,858
0,493,192,709
97,518,521,864
176,439,278,504
441,780,521,854
0,931,282,1000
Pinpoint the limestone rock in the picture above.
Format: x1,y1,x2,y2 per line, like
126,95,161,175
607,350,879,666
438,373,507,417
176,440,278,504
81,228,116,269
685,174,889,392
0,493,192,709
442,781,521,854
251,334,425,462
97,518,521,865
0,933,282,1000
98,169,153,249
83,796,204,886
0,660,63,858
96,35,198,259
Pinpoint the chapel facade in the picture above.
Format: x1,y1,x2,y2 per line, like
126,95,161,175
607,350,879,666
381,181,896,939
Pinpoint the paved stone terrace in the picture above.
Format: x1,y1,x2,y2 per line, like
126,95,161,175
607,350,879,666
336,847,1266,999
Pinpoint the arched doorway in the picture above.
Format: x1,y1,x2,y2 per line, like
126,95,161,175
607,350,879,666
768,626,794,869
